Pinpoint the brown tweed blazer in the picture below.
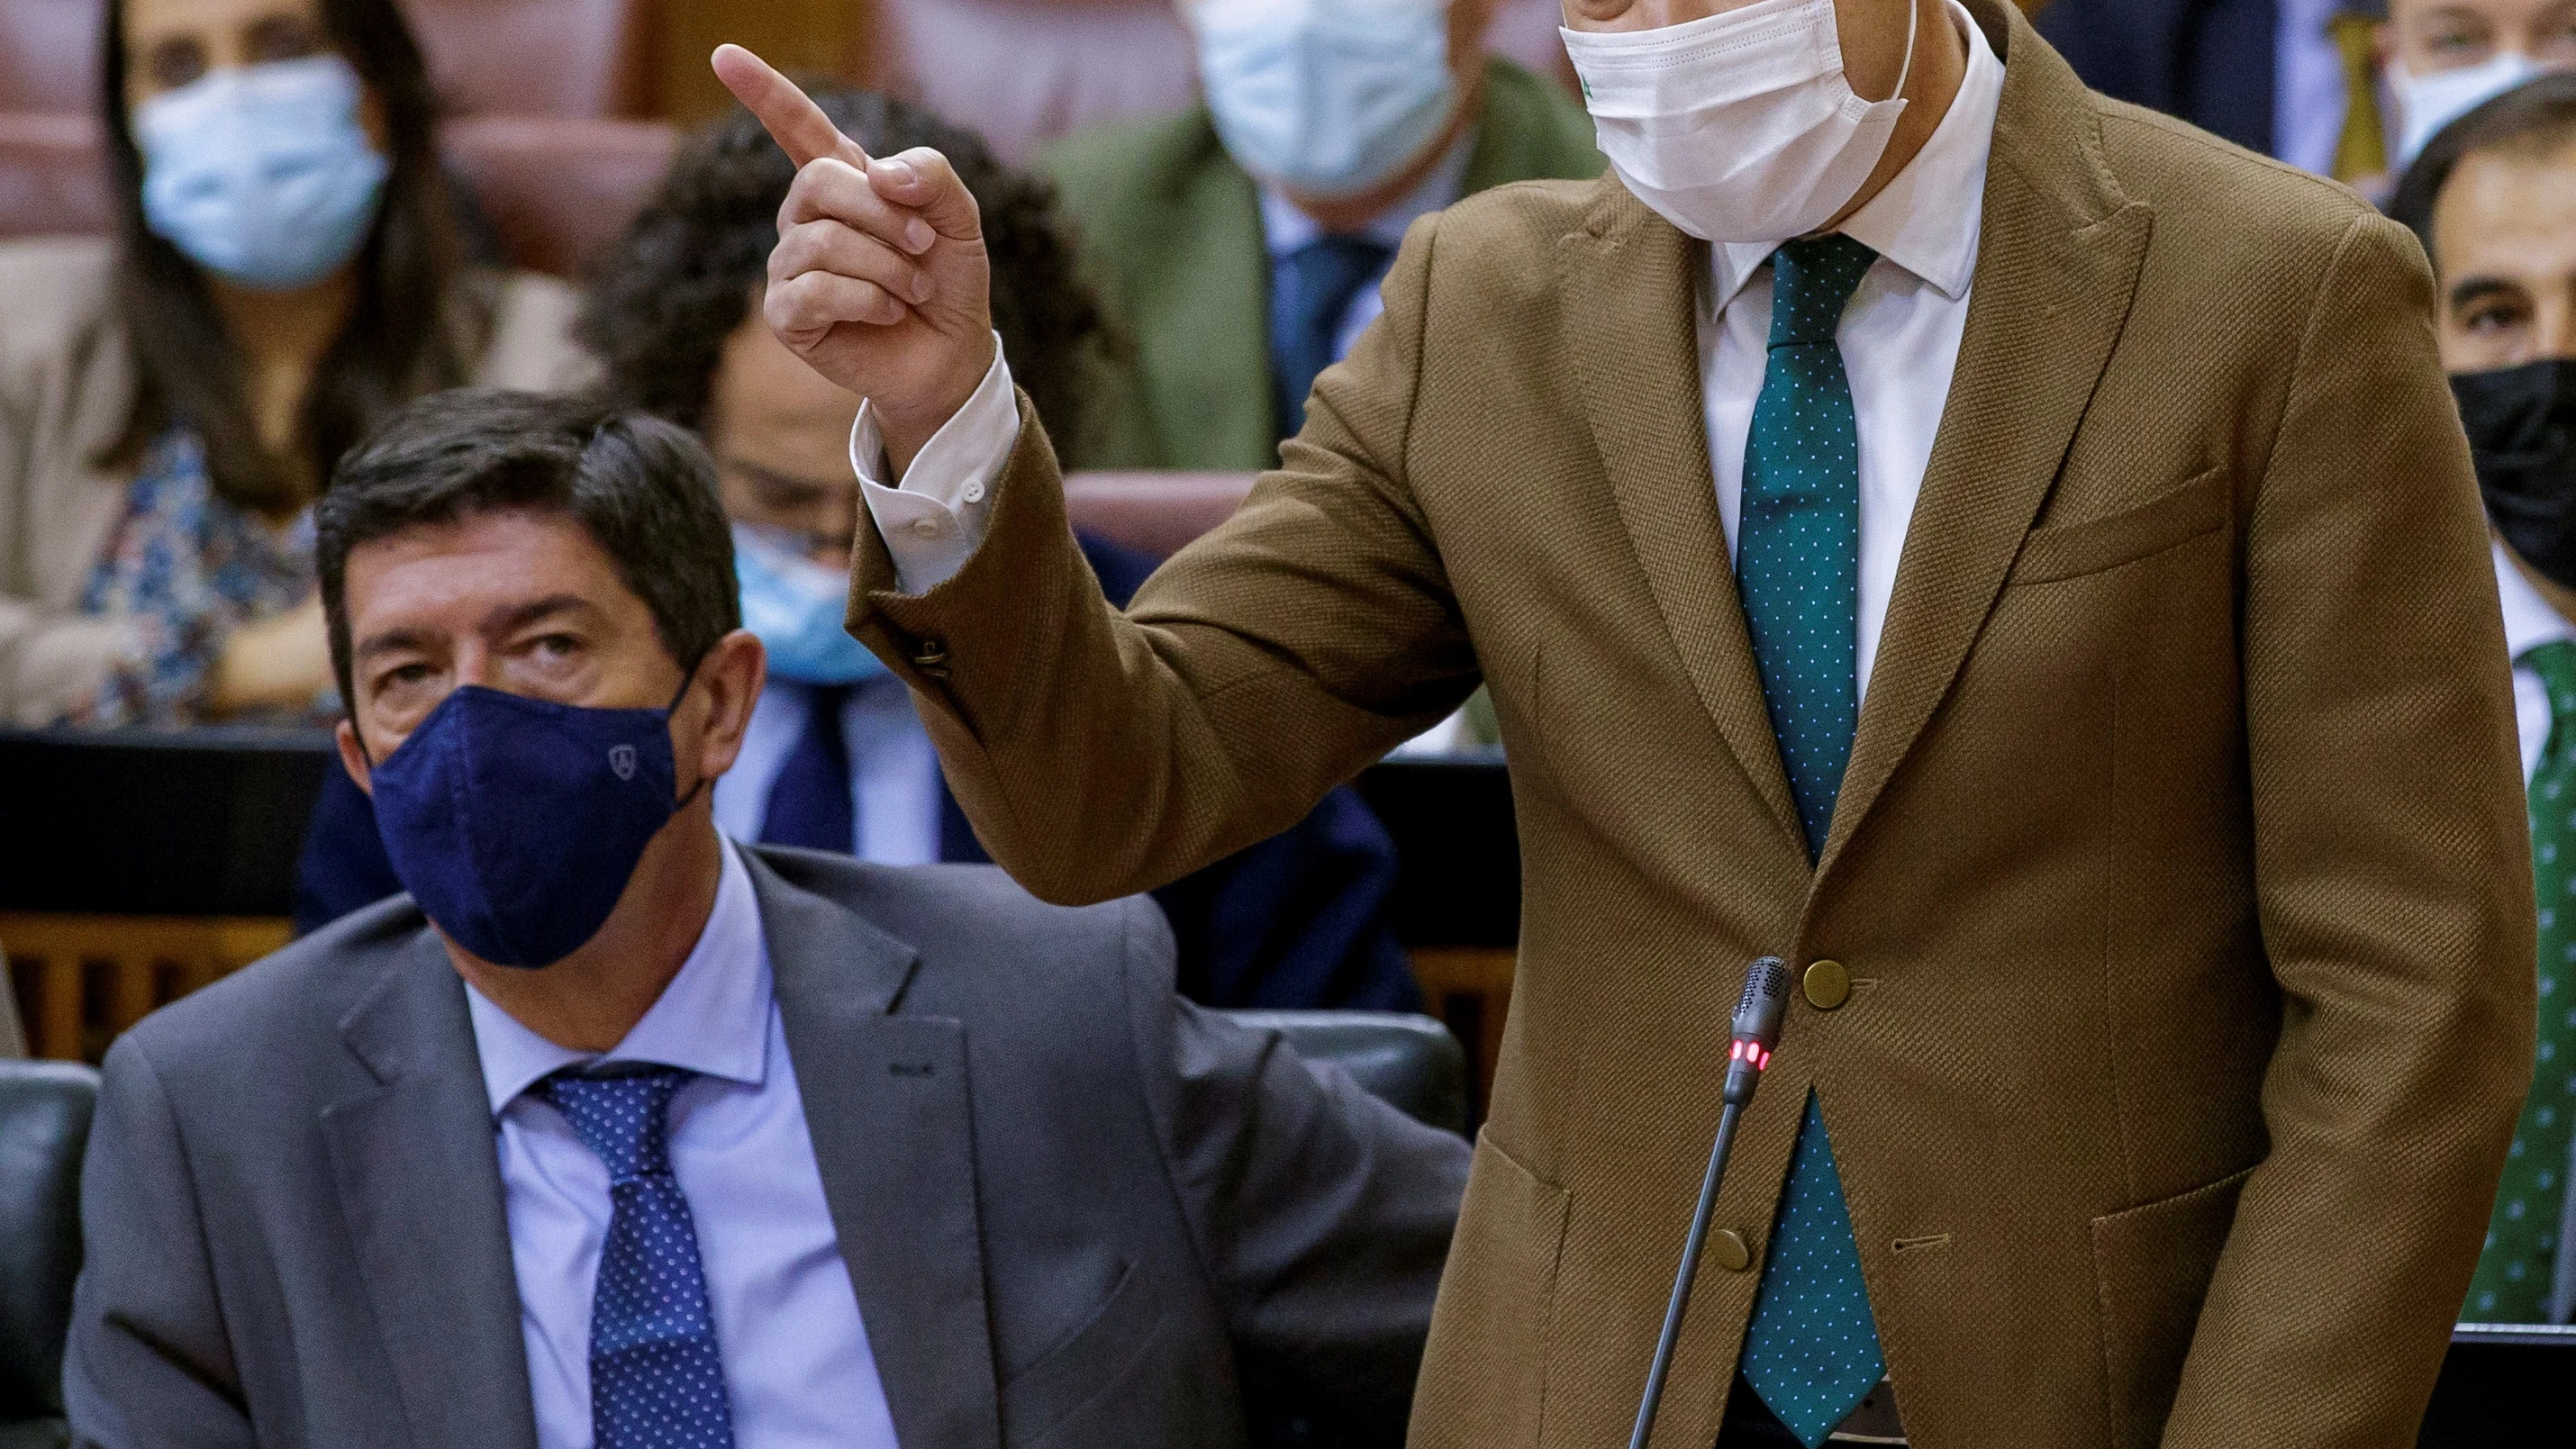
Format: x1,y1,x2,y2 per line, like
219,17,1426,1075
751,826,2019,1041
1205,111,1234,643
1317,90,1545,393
851,4,2535,1444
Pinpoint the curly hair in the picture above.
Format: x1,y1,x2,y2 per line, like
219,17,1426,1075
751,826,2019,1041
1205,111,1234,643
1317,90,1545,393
578,86,1115,459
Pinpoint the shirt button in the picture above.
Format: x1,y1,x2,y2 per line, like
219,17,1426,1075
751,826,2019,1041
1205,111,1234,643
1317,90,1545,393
961,480,985,503
908,516,943,539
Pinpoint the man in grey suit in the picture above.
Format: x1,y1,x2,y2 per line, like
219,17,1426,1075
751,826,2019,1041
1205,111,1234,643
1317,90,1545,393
64,390,1467,1449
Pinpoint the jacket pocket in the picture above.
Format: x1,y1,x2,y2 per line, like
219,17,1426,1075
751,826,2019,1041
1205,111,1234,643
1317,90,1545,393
2090,1164,2256,1449
999,1258,1172,1444
2009,466,2230,586
1412,1131,1571,1449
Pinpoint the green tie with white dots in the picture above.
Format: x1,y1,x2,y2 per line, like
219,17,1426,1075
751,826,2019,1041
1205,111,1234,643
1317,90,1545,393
1733,234,1888,1446
2468,640,2576,1321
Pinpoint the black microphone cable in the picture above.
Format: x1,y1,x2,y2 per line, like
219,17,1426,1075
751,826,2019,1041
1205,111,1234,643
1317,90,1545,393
1627,956,1795,1449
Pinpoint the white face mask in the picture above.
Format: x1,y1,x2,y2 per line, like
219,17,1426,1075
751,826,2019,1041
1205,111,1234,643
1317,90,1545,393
1193,0,1460,199
1562,0,1917,244
2390,50,2553,166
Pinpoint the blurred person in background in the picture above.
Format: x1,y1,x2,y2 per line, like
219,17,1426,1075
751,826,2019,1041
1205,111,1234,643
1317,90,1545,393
0,0,591,729
2383,0,2576,165
69,389,1467,1449
2036,1,2399,183
2389,72,2576,1325
294,87,1422,1014
1039,0,1601,473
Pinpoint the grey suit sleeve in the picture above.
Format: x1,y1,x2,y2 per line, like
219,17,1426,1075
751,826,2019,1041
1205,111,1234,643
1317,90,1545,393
63,1037,254,1449
1118,897,1472,1420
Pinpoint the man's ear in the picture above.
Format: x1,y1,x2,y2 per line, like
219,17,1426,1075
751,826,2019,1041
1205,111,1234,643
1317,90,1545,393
685,629,767,786
336,718,375,797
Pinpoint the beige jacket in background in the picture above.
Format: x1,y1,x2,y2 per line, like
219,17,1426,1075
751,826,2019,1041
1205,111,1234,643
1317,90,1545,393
849,3,2535,1444
0,237,594,724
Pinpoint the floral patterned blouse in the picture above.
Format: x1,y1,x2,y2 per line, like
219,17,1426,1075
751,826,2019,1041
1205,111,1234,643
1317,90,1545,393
74,430,334,727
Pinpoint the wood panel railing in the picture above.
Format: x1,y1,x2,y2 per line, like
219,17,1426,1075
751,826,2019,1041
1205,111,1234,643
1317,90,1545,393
3,914,292,1063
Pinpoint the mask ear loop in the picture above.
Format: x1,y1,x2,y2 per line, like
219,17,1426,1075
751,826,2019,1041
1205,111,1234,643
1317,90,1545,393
667,650,714,812
1879,0,1920,106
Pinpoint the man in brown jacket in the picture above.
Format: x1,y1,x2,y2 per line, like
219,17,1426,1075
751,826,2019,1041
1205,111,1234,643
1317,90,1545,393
716,0,2535,1443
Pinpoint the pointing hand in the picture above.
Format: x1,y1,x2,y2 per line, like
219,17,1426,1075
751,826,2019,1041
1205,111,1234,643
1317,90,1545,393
712,46,996,475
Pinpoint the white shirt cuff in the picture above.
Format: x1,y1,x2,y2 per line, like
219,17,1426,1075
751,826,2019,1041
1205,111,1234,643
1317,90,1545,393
852,337,1020,594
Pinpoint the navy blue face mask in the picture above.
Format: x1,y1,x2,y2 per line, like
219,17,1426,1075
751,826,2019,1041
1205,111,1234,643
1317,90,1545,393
366,671,703,969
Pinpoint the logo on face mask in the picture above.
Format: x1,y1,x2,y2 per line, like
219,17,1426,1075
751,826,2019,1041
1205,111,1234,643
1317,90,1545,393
608,744,639,781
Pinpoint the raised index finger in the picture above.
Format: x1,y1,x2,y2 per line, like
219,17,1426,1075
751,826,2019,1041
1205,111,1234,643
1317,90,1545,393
711,45,867,170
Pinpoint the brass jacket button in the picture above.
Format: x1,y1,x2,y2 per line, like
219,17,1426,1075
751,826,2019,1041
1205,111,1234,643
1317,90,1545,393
1712,1229,1753,1272
911,638,951,678
1803,959,1851,1011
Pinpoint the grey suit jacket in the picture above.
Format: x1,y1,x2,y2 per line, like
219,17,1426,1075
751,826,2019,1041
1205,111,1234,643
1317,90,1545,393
63,847,1470,1448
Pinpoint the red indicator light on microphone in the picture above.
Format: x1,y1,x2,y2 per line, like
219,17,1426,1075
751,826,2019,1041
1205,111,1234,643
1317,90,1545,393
1756,1048,1772,1071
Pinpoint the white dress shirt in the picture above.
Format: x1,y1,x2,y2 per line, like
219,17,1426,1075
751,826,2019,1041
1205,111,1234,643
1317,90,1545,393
857,0,2004,701
2496,541,2575,784
466,839,902,1449
712,676,946,864
1702,0,2002,705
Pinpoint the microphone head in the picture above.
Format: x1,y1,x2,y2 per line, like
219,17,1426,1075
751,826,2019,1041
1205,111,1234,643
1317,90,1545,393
1732,957,1792,1048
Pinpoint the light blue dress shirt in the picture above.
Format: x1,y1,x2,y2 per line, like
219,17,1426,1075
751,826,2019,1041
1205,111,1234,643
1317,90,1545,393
712,676,945,864
464,840,903,1449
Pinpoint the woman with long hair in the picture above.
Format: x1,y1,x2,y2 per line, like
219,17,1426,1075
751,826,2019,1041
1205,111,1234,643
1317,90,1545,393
0,0,591,727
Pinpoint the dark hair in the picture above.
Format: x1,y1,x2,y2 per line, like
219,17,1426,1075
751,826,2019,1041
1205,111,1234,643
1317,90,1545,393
100,0,476,515
578,85,1115,457
317,390,740,707
2388,73,2576,268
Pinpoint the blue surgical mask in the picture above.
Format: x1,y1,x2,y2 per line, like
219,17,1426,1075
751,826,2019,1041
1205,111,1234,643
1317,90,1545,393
733,523,885,684
367,675,703,969
1193,0,1459,199
134,55,391,290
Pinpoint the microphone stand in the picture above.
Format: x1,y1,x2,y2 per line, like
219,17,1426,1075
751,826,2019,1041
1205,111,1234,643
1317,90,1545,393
1627,957,1793,1449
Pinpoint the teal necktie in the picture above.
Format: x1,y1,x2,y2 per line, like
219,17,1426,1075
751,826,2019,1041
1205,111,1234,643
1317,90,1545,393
2467,641,2576,1320
1733,234,1888,1448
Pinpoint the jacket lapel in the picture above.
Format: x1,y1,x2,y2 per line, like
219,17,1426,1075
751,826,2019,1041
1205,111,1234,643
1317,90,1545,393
1818,4,2156,876
1141,116,1277,470
1565,183,1810,858
751,851,1002,1449
322,933,541,1449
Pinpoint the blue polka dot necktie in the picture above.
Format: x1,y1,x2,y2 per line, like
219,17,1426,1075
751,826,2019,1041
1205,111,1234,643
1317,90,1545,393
537,1066,737,1448
2467,640,2576,1321
1733,234,1888,1447
1273,235,1394,439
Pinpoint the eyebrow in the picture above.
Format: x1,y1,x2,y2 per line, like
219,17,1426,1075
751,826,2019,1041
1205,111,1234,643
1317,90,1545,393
349,594,598,667
489,593,599,635
2448,276,2526,311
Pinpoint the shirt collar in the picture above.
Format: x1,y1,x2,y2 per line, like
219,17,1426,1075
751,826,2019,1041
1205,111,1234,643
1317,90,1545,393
465,837,773,1118
1257,124,1478,259
1708,0,2004,312
2496,539,2576,662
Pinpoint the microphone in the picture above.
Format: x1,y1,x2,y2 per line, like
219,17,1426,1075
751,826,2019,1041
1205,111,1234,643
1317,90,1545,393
1627,957,1793,1449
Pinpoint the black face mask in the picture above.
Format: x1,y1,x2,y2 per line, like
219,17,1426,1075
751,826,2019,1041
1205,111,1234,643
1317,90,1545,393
2457,360,2576,590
